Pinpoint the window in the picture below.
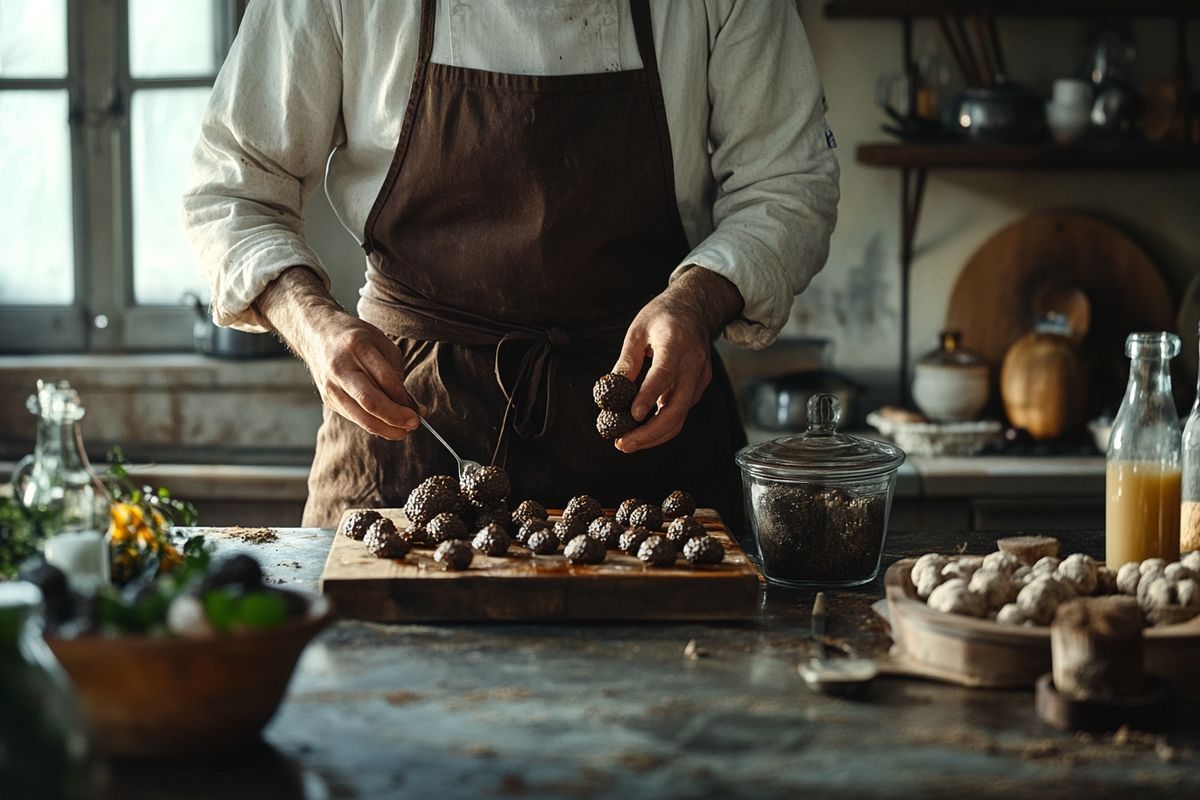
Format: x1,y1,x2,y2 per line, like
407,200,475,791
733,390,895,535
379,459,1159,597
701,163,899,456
0,0,238,353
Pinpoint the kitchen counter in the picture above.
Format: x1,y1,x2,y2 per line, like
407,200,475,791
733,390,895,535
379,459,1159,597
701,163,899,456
98,527,1199,800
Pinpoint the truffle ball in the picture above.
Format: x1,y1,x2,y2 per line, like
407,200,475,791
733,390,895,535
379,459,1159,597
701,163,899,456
1177,578,1200,608
461,465,511,504
472,523,511,557
563,495,604,526
554,516,589,546
665,515,706,548
596,410,637,441
968,568,1019,609
341,509,382,541
911,554,949,594
1056,553,1098,596
1182,551,1200,573
526,529,559,555
1116,562,1142,596
662,490,696,520
615,498,645,527
418,474,460,497
399,524,429,547
1031,556,1061,578
1141,577,1177,615
995,603,1030,626
981,551,1022,576
564,534,606,565
472,501,510,531
628,503,664,532
1164,562,1195,583
427,512,469,544
404,483,458,526
941,556,984,583
1016,576,1071,625
587,517,624,549
637,534,677,567
517,518,552,545
1141,558,1169,575
592,372,636,411
512,500,548,527
683,535,725,565
619,526,651,555
364,518,409,559
433,540,473,571
927,578,987,618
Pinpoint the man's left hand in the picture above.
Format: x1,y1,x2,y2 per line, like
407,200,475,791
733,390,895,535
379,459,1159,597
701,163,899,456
611,267,743,453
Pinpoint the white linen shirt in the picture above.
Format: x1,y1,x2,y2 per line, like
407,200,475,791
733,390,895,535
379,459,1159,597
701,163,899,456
182,0,840,349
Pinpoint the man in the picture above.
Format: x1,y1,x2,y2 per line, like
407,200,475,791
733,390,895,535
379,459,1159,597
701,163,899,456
184,0,839,528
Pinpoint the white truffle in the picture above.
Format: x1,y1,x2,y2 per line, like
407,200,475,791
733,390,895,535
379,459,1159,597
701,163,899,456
995,603,1030,626
1031,556,1061,577
940,556,984,583
1140,558,1168,575
1056,553,1098,596
1137,564,1168,607
969,568,1019,609
927,578,988,618
916,572,944,600
1095,566,1118,595
911,554,949,595
1116,562,1142,596
1181,551,1200,573
1016,576,1071,625
1164,562,1195,583
1140,577,1177,613
981,551,1022,576
1177,578,1200,609
1012,565,1033,587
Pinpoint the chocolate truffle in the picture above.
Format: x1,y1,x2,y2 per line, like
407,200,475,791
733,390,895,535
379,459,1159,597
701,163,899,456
517,518,552,545
592,372,637,411
628,503,664,532
662,490,696,520
526,529,559,555
588,517,624,549
615,499,644,527
563,495,604,525
564,534,606,565
554,516,589,546
596,410,637,441
404,483,458,526
399,524,429,547
461,465,511,504
427,512,469,544
637,534,677,567
341,509,382,541
433,540,473,571
472,524,511,557
665,515,706,547
683,535,725,565
619,526,651,555
512,500,549,527
364,519,410,559
472,501,510,531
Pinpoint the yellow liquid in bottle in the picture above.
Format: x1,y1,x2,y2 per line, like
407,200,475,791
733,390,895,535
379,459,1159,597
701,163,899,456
1106,460,1182,567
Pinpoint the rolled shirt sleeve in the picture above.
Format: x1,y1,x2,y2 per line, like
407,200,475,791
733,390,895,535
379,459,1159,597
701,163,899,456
182,0,345,331
676,0,840,350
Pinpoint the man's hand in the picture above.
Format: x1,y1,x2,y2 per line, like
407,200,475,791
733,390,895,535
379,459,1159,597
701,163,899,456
611,267,743,453
255,267,422,440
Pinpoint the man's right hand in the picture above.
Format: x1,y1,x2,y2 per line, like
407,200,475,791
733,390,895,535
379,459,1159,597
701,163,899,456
255,267,422,440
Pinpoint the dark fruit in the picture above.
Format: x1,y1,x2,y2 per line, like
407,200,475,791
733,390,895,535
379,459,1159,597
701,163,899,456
473,524,511,557
526,529,559,555
683,535,725,565
341,509,382,540
665,515,706,547
628,503,663,532
619,527,651,555
592,372,637,411
662,490,696,520
462,465,511,504
554,516,589,546
427,512,468,544
563,495,604,525
564,535,606,565
433,540,473,571
517,518,552,545
365,519,410,559
419,474,460,496
637,534,677,567
596,410,637,441
615,499,644,527
206,553,264,592
512,500,548,526
404,483,458,526
588,517,624,549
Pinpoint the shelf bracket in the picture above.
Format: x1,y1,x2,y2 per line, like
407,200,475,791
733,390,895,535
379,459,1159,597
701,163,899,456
896,14,928,407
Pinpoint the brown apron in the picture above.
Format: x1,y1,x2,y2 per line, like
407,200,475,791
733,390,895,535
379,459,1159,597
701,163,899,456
304,0,747,531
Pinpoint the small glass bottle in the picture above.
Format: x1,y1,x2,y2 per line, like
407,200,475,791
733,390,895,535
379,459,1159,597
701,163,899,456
1181,327,1200,553
1106,332,1182,566
0,583,90,799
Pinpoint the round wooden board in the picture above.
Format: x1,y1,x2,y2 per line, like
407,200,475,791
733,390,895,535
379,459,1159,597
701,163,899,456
883,559,1200,699
944,213,1175,417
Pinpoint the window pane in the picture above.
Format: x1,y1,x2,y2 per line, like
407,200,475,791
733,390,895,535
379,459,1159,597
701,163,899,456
0,0,67,78
131,88,210,305
129,0,219,78
0,91,73,304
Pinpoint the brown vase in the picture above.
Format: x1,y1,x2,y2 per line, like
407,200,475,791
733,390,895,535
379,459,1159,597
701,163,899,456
1001,317,1087,440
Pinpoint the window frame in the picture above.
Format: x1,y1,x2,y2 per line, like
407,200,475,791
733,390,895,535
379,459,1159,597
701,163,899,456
0,0,238,354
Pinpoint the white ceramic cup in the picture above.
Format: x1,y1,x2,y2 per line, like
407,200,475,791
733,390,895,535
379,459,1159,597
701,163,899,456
1046,100,1091,143
1052,78,1092,108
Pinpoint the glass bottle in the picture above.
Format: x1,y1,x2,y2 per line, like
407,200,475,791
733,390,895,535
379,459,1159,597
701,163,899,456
1181,328,1200,553
1106,332,1182,566
11,380,110,591
0,583,90,799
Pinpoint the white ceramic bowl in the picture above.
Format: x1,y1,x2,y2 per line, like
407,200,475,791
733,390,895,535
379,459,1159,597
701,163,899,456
1088,417,1112,455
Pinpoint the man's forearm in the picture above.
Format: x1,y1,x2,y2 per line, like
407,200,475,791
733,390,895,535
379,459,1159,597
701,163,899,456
254,266,345,359
663,266,745,341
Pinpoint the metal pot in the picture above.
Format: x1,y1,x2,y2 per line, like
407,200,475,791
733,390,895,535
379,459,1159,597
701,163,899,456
744,370,862,431
948,84,1046,143
183,292,287,359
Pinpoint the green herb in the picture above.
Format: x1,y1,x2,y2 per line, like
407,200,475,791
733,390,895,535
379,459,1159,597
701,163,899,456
0,499,60,579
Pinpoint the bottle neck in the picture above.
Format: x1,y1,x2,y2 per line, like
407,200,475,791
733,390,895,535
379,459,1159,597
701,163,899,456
33,418,84,471
1125,356,1173,403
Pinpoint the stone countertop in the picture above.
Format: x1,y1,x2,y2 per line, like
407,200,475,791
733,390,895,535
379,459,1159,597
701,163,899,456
99,527,1199,800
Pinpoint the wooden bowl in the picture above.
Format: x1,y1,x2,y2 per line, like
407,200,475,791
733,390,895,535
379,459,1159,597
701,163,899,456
47,592,332,758
884,559,1200,697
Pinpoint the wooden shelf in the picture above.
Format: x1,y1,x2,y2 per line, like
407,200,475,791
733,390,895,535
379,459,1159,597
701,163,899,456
825,0,1199,18
856,141,1200,170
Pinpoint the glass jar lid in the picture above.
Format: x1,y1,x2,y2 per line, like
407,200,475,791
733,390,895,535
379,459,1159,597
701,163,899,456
736,394,905,481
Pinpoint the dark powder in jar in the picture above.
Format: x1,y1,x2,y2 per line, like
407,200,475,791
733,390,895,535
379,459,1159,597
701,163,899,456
752,484,886,582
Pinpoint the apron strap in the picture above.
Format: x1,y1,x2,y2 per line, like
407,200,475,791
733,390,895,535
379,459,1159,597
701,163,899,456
630,0,660,76
417,0,437,66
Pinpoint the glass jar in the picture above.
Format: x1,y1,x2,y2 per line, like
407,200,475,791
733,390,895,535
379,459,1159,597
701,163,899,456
0,583,90,799
1181,327,1200,553
735,394,906,588
1106,332,1182,566
11,380,110,591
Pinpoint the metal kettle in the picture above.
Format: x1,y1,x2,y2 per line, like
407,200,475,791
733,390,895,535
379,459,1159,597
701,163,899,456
183,292,287,359
744,370,863,432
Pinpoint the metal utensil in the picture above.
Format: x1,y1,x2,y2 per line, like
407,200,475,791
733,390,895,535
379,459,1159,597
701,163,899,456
799,592,879,697
416,417,482,480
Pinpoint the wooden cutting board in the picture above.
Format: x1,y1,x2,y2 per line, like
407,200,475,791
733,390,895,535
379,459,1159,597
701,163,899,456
944,212,1174,415
320,508,761,622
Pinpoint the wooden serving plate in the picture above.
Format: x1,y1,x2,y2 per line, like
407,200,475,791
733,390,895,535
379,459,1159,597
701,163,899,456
882,559,1200,698
320,508,760,622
